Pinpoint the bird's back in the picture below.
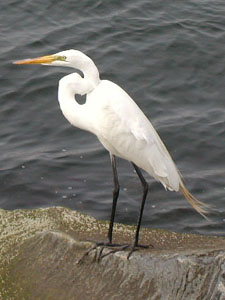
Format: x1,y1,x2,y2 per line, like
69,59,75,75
86,80,181,191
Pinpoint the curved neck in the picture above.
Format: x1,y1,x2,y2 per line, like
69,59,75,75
56,51,100,133
58,91,91,132
71,52,100,90
58,74,93,132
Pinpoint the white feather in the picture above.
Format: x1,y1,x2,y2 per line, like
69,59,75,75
16,49,209,217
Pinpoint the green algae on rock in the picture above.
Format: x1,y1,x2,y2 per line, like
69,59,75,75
1,207,225,300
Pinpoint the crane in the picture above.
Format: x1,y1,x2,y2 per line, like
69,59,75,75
14,49,209,258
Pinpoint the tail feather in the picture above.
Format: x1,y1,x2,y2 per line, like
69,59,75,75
179,183,210,220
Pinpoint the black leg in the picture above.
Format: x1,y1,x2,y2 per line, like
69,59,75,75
77,159,149,264
131,162,149,247
107,153,120,244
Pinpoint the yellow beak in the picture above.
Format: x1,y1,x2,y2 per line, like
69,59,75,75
13,55,58,65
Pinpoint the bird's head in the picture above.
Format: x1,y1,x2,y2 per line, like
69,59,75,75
14,49,100,87
13,49,88,68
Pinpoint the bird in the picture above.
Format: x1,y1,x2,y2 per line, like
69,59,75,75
14,49,209,258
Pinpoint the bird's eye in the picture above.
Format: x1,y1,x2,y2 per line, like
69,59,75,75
56,55,67,62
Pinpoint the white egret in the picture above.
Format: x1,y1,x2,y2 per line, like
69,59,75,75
14,50,209,257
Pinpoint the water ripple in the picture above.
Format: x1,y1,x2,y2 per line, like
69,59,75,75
1,0,225,236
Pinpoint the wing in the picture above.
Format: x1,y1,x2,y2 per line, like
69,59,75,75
87,80,181,191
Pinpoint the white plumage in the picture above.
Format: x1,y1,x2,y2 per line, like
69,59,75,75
14,49,209,250
59,76,180,191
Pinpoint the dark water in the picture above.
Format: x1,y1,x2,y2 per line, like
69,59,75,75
1,0,225,236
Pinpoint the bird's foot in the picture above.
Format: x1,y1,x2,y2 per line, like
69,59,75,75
126,243,149,260
101,242,151,260
77,241,126,264
77,240,152,264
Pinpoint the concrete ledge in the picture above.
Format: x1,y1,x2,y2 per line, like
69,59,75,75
1,207,225,299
